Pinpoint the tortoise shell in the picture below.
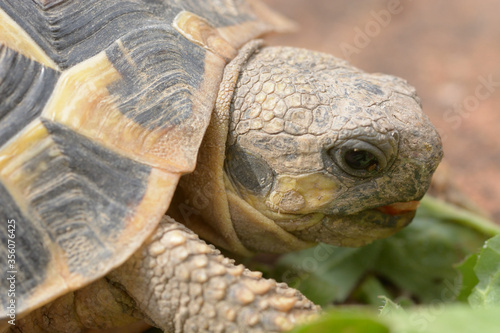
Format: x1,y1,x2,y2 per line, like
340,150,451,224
0,0,289,321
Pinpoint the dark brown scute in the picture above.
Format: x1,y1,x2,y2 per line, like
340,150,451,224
106,27,206,130
0,182,49,315
0,45,60,147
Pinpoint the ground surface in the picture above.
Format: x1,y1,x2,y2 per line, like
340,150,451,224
263,0,500,222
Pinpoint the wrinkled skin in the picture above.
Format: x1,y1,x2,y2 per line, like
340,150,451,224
9,45,442,333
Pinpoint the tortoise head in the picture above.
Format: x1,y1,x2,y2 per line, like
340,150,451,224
222,46,443,250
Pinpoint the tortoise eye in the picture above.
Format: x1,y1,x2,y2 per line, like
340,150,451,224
343,149,380,172
327,139,392,178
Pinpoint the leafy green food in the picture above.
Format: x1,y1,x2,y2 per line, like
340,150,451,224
455,253,479,302
290,309,389,333
291,299,500,333
354,276,393,306
419,196,500,237
271,245,381,305
468,235,500,307
380,303,500,333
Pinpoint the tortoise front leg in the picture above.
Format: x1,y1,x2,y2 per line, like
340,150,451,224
108,216,319,333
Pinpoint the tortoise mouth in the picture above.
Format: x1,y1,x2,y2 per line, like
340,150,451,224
273,200,420,230
375,200,420,215
279,201,419,247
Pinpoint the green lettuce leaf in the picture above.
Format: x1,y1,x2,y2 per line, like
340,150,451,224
469,235,500,307
455,253,479,302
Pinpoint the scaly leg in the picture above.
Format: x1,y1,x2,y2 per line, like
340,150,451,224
108,216,319,332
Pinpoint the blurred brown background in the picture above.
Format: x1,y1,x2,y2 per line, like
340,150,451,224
263,0,500,221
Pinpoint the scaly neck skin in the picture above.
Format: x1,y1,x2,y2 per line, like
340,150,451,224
175,40,265,256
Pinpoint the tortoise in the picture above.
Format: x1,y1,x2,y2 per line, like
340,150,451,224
0,0,443,332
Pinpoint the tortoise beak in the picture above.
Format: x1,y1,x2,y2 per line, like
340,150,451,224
289,206,417,247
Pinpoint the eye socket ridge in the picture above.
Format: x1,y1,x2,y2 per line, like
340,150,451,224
328,139,395,178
